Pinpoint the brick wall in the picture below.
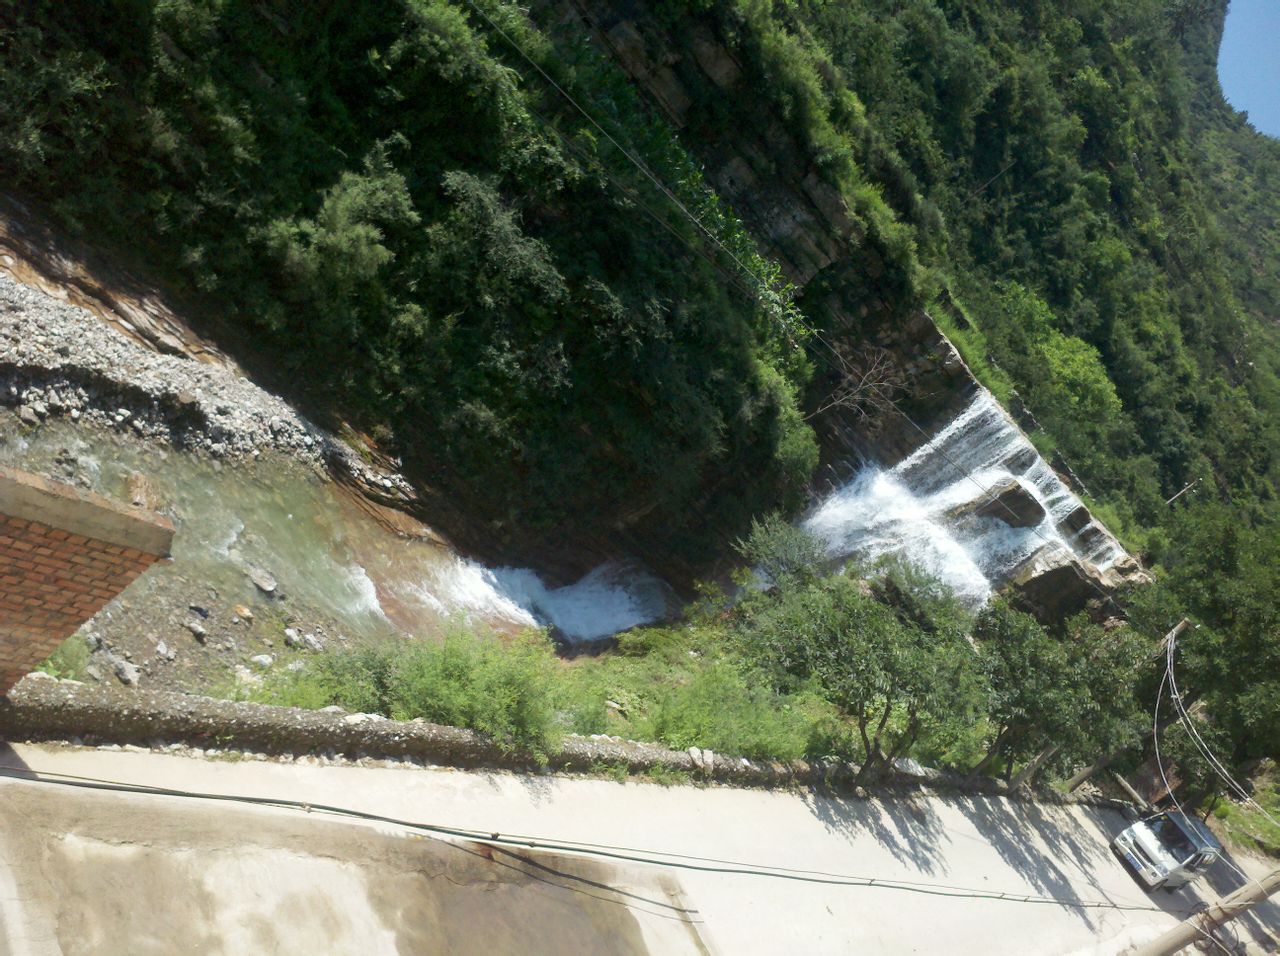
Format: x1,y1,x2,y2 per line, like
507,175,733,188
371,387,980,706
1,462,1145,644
0,467,173,692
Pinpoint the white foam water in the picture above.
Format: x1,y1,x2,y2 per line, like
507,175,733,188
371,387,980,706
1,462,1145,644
804,391,1123,605
420,559,670,642
488,564,670,642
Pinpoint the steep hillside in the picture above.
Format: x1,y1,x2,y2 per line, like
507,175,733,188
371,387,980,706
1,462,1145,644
558,0,1279,544
2,0,1277,572
0,0,820,577
4,0,1279,789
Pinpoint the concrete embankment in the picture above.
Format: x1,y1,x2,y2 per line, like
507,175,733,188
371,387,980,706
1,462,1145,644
0,768,704,955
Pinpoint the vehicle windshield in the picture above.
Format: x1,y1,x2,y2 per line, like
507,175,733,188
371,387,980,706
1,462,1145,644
1149,814,1197,864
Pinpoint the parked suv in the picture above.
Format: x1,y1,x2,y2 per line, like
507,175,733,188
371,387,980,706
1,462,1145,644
1111,810,1223,891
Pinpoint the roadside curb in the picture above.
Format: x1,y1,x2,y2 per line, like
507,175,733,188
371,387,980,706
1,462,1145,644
1,675,1132,811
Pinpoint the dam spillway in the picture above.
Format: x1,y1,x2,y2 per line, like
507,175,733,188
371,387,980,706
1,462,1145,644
803,391,1125,605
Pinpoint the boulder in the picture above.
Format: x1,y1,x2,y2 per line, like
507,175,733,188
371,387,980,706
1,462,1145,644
112,658,141,686
247,567,277,595
284,628,324,652
1006,547,1107,623
949,477,1045,529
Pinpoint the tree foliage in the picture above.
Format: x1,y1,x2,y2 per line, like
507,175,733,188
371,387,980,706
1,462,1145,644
0,0,819,563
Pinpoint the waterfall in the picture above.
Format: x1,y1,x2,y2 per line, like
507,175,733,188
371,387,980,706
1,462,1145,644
422,560,673,643
803,391,1123,605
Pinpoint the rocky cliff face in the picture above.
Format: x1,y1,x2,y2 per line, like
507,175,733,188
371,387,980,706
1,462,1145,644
546,0,1147,617
544,0,970,453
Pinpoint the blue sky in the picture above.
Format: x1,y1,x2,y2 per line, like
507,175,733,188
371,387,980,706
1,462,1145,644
1217,0,1280,138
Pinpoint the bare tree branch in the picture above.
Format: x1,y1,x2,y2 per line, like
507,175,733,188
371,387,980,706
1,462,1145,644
807,344,906,420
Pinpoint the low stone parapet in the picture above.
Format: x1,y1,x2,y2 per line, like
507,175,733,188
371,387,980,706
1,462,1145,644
0,675,1133,813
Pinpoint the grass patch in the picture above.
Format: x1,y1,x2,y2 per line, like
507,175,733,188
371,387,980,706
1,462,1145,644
250,630,563,762
556,624,843,761
36,634,91,681
1212,767,1280,858
239,621,848,769
645,764,693,787
587,760,631,783
929,296,1016,405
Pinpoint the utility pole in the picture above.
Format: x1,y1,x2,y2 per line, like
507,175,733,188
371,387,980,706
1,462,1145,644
1130,867,1280,955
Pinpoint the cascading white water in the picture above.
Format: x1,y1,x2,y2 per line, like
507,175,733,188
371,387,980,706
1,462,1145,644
413,560,672,643
803,391,1123,605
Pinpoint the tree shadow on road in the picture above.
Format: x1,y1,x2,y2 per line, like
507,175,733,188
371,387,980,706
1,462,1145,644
798,784,1178,932
944,795,1141,931
799,785,953,877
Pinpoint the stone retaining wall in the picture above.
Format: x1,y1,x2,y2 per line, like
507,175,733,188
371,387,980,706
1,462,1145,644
0,676,1131,813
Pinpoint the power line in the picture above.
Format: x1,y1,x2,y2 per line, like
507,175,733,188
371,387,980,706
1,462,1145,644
522,103,764,307
459,0,774,300
0,764,1200,917
1151,672,1244,954
1153,639,1272,907
1166,632,1280,832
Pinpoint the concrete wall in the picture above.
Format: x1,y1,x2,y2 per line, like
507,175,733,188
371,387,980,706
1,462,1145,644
0,466,173,691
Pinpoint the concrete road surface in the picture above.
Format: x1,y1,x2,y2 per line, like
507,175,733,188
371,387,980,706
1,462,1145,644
2,742,1276,955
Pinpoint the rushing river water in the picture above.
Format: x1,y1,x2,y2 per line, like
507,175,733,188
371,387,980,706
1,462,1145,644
2,388,1118,646
0,419,670,643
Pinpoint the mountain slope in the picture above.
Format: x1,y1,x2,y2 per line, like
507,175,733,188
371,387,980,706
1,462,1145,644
2,0,1277,572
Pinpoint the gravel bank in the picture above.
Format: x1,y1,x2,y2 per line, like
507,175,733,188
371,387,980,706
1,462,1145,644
0,272,412,499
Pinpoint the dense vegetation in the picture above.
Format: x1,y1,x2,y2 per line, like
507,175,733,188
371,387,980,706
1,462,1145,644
619,0,1280,810
623,0,1279,541
3,1,1275,544
0,0,818,563
8,0,1279,821
250,522,1154,791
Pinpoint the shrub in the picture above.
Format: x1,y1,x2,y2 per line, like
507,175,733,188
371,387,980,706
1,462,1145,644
387,631,562,759
637,661,822,760
254,630,562,760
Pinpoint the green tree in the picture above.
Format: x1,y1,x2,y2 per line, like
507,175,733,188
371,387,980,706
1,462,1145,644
739,572,986,783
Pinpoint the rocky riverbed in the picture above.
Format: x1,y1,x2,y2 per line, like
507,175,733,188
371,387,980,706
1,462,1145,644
0,274,513,692
0,271,414,501
0,274,675,693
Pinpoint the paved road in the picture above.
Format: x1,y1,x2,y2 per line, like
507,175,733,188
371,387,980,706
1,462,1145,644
2,742,1276,954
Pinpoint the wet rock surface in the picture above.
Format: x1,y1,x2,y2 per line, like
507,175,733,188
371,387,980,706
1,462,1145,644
948,476,1047,529
1006,545,1146,623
